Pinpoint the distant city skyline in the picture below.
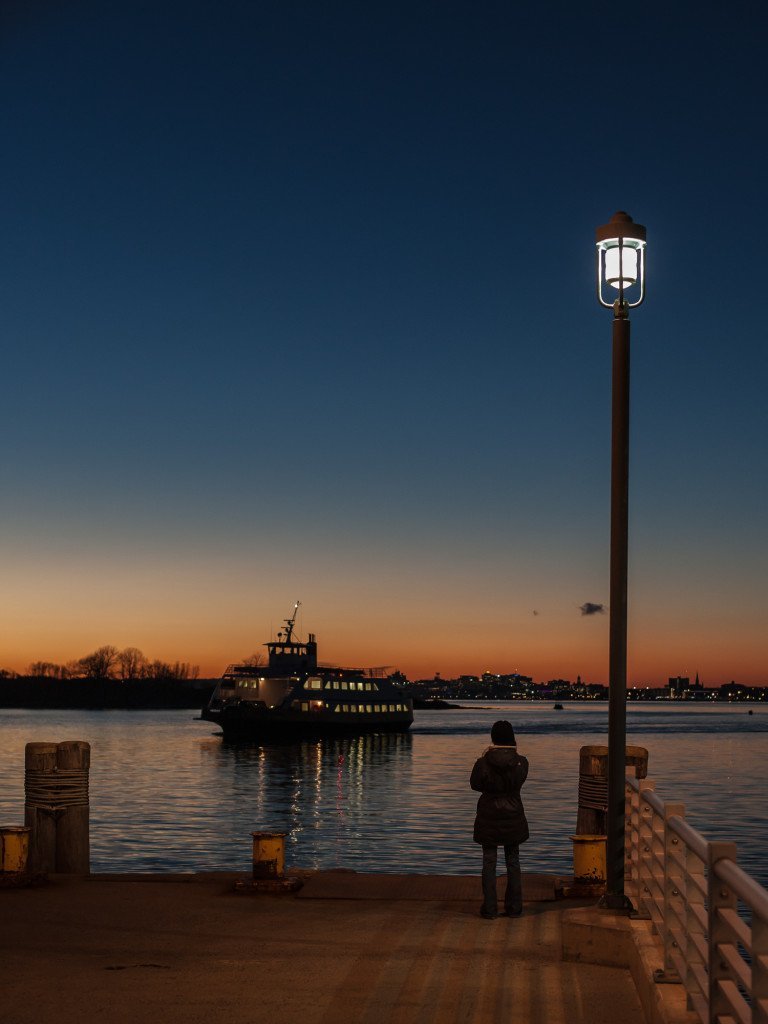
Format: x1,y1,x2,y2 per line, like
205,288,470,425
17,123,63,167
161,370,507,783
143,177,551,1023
1,3,766,690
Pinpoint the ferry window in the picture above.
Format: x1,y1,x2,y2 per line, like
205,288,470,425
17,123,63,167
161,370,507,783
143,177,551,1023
310,700,324,711
364,683,371,691
300,701,310,712
333,704,341,712
306,679,323,690
341,681,348,690
366,704,373,713
372,683,380,692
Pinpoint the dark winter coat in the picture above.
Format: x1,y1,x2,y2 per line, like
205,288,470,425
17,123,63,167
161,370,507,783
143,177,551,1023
470,745,529,847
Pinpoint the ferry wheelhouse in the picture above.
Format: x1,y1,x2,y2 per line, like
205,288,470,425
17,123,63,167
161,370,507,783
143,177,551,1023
202,605,414,740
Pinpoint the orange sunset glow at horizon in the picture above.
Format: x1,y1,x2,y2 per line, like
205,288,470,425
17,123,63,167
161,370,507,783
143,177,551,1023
2,593,764,688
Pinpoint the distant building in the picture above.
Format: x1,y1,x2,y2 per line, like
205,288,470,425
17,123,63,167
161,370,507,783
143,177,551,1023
669,676,689,698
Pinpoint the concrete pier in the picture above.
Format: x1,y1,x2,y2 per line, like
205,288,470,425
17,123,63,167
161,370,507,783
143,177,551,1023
0,872,678,1024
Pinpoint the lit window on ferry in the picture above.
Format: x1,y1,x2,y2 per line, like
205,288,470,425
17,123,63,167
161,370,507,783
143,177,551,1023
333,704,341,712
365,704,372,713
342,704,349,712
310,700,324,711
341,681,348,690
373,683,380,692
306,679,323,691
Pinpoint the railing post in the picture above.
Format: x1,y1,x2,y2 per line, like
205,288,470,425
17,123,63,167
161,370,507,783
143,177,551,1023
754,902,768,1024
624,776,636,902
684,837,707,1014
707,841,738,1024
662,801,685,979
633,779,655,921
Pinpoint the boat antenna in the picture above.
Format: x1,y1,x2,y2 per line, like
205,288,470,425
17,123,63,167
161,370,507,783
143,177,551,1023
281,601,301,644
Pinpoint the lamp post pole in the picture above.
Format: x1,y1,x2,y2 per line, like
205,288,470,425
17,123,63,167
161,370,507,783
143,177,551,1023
595,211,646,909
606,297,631,907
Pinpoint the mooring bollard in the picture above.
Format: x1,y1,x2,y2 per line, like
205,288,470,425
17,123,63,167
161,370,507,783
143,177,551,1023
234,830,302,893
570,834,607,889
24,741,90,874
0,826,31,875
252,831,287,880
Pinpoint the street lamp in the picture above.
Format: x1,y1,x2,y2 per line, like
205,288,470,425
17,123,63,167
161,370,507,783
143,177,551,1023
596,211,646,909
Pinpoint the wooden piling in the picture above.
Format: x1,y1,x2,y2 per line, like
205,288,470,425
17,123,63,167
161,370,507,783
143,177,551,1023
24,740,90,874
55,742,90,873
576,744,648,835
24,743,58,874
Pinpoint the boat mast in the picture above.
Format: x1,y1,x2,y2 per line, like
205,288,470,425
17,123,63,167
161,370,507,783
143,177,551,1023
279,601,301,644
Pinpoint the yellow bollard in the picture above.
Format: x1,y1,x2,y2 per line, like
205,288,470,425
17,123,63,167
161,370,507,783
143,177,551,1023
570,834,606,889
0,826,31,875
235,830,301,893
251,831,287,880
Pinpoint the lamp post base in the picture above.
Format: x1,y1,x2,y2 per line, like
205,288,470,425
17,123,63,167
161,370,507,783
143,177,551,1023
598,892,634,912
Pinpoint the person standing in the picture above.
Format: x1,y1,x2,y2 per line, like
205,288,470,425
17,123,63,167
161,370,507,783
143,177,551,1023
470,719,529,919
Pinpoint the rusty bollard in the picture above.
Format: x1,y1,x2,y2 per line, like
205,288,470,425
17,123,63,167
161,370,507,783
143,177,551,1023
234,830,302,894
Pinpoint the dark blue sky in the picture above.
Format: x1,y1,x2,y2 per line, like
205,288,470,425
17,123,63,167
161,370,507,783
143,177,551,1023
1,1,766,682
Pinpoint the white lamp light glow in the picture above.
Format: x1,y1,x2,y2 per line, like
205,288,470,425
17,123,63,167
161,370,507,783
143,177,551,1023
604,243,639,289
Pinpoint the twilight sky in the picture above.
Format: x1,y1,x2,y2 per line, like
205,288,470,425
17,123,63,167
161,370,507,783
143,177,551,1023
1,1,766,684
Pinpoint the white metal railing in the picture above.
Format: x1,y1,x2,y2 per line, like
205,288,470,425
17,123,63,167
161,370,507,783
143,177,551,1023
625,773,768,1024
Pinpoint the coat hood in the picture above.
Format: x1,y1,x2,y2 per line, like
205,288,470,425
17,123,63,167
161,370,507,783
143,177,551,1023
483,745,520,769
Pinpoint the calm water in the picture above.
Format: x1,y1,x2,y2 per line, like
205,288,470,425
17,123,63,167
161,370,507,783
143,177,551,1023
1,702,767,885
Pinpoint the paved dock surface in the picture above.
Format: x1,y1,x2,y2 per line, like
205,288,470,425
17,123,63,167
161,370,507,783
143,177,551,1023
0,873,645,1024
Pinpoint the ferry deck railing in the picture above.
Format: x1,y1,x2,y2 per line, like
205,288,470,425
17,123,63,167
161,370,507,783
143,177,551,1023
625,773,768,1024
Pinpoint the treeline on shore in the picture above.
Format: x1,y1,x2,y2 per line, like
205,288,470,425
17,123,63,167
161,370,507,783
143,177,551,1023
0,645,199,682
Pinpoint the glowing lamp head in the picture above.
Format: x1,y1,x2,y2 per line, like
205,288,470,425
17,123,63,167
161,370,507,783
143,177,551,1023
596,211,646,309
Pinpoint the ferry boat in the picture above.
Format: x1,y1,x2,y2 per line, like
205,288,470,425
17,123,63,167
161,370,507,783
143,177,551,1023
202,604,414,740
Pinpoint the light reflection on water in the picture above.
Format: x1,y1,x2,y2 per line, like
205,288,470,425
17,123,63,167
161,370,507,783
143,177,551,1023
0,702,766,884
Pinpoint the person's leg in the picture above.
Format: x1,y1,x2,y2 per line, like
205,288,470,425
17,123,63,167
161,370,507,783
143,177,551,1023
481,845,499,917
503,844,522,915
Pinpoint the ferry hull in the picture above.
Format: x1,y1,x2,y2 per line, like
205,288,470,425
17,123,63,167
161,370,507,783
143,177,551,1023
202,706,413,742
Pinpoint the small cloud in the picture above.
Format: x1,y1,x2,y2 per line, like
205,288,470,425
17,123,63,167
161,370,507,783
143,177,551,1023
580,602,605,616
